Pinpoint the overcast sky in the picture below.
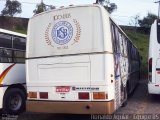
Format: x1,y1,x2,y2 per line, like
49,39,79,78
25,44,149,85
0,0,159,25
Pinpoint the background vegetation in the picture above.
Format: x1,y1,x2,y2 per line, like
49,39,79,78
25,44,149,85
126,32,149,78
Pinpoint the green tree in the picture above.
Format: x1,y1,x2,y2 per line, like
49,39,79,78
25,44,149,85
138,13,158,28
96,0,117,13
1,0,22,17
33,2,46,15
33,1,56,15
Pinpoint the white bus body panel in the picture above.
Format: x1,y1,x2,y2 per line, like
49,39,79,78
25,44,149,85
148,20,160,94
26,6,112,58
0,64,25,85
26,54,115,101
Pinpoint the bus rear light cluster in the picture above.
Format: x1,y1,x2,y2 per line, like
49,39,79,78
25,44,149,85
39,92,48,99
78,92,89,99
149,58,152,82
28,92,37,98
93,92,106,99
78,92,107,100
149,58,152,72
28,92,48,99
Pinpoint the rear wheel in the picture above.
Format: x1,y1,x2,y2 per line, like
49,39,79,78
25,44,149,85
3,88,26,114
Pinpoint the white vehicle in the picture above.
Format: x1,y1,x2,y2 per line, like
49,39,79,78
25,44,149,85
0,28,26,114
148,19,160,94
26,4,140,114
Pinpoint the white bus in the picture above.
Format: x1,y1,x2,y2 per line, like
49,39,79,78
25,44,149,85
0,28,26,114
26,4,140,114
148,19,160,94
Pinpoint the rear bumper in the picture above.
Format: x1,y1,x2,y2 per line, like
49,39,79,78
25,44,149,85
27,100,115,114
148,83,160,94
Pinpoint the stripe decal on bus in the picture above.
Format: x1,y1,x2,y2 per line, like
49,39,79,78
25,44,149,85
0,64,16,84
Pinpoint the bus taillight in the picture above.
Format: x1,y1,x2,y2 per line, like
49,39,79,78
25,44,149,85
149,58,152,82
149,58,152,72
78,92,89,100
93,92,106,99
39,92,48,99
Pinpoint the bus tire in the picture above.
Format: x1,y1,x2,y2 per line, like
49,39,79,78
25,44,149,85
3,88,26,115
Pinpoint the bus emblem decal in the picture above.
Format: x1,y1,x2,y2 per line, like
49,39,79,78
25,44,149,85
52,21,73,45
45,19,81,48
57,27,67,39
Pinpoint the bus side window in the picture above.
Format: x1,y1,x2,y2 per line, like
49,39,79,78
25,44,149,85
119,33,126,55
111,24,117,52
127,41,132,72
13,37,26,50
4,49,12,62
13,50,25,63
0,48,12,63
0,33,12,48
111,23,120,53
114,27,120,53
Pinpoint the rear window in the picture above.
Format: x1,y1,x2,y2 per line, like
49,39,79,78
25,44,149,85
157,20,160,43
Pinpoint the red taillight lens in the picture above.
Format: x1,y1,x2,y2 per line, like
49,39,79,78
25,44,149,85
39,92,48,99
149,58,152,72
149,58,152,82
78,92,89,100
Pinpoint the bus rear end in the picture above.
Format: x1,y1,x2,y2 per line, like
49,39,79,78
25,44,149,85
26,5,115,114
148,19,160,94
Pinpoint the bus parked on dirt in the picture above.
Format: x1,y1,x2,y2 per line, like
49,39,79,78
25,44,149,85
0,28,26,114
26,4,140,114
148,19,160,94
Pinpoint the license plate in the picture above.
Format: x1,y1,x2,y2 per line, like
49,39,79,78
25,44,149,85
56,86,70,92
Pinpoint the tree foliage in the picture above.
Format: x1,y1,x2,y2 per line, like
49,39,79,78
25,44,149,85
138,13,158,28
1,0,22,17
33,2,56,15
33,2,46,15
96,0,117,13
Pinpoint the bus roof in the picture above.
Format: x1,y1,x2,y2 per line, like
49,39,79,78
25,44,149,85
31,4,104,19
0,28,27,38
